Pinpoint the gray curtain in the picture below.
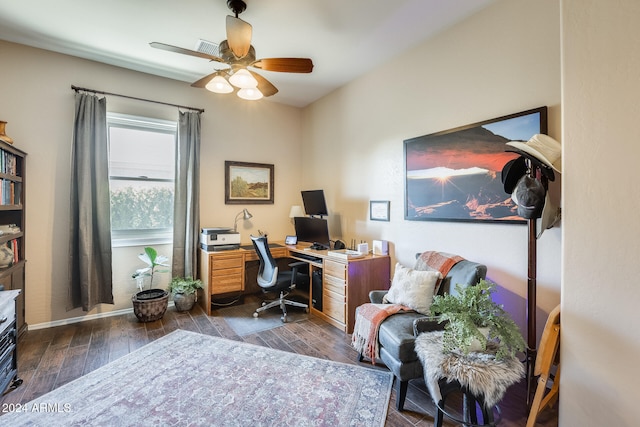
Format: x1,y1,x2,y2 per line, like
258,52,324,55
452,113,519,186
172,111,201,278
68,92,114,311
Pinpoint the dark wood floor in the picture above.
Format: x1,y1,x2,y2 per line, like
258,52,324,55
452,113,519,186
1,295,558,426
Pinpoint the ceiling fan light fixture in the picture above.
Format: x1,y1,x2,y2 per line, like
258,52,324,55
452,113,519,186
229,68,258,88
205,75,233,93
151,0,312,101
237,87,263,101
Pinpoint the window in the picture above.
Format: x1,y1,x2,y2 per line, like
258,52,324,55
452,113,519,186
107,113,176,247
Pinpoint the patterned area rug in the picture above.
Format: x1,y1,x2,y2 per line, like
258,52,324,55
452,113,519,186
2,330,392,426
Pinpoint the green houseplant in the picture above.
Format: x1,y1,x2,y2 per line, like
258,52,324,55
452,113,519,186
429,279,526,360
131,247,170,322
167,276,203,312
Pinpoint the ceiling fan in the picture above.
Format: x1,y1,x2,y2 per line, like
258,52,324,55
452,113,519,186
150,0,313,100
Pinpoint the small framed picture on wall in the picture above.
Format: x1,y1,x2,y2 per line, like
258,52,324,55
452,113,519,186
370,200,390,221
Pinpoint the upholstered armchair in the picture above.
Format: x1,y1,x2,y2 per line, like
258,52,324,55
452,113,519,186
365,252,487,411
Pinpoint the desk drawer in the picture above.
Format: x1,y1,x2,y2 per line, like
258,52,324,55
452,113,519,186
324,274,346,297
210,268,243,294
271,247,287,259
324,259,347,281
211,256,244,270
245,247,286,262
243,251,258,262
323,289,346,323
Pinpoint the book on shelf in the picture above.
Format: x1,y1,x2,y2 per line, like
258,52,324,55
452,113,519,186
0,149,16,176
13,182,21,205
0,179,21,205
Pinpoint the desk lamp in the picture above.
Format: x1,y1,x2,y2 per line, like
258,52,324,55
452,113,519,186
289,205,305,223
233,208,253,232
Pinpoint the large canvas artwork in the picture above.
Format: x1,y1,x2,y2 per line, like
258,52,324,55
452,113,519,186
404,107,547,223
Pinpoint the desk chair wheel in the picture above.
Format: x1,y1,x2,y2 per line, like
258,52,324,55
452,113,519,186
261,302,267,307
281,315,287,322
253,312,259,318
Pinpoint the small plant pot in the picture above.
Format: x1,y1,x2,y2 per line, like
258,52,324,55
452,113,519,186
467,326,491,352
132,289,169,322
173,292,196,312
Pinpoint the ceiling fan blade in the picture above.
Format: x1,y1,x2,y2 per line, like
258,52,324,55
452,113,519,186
226,15,252,59
150,42,224,63
248,71,278,97
251,58,314,73
191,71,226,88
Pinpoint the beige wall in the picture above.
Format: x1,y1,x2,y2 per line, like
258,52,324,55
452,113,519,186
0,40,304,325
562,0,640,424
302,0,562,338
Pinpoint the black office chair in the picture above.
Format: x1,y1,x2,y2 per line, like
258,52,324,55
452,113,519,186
251,235,310,322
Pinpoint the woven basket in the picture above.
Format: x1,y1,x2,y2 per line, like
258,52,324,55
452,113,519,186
132,289,169,322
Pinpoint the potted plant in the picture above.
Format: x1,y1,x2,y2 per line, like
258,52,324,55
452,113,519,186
429,279,526,360
167,276,203,312
131,247,170,322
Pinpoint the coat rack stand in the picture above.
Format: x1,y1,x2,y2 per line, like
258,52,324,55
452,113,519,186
526,214,537,405
503,131,561,406
525,163,547,405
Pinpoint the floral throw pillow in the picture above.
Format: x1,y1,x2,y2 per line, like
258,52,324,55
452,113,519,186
383,263,442,315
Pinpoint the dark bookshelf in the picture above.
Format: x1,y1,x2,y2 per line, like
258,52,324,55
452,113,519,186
0,140,26,336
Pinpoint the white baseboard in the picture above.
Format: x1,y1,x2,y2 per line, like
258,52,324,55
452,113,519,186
28,302,175,331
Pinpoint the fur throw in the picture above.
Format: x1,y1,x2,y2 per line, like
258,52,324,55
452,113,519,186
415,330,524,408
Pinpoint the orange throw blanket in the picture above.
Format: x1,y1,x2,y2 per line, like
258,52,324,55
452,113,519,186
416,251,464,293
352,303,410,364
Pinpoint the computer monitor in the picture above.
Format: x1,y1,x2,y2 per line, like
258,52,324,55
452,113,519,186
301,190,328,217
294,217,330,248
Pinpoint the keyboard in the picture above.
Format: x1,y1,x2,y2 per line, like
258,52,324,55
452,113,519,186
293,252,322,263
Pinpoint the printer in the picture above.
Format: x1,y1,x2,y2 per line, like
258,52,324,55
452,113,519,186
200,227,241,251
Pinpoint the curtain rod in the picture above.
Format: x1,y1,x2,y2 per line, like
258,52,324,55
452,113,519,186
71,85,205,113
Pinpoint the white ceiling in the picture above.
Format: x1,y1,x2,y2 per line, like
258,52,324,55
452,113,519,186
0,0,495,107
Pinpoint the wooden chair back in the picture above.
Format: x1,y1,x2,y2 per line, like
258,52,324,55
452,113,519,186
527,304,560,427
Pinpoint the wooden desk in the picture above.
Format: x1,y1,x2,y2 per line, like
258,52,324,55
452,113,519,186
198,243,390,334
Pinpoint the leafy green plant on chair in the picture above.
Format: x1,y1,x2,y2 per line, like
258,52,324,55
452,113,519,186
429,279,526,360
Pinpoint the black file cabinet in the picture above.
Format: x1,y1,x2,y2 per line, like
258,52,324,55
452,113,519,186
0,290,22,394
311,269,323,311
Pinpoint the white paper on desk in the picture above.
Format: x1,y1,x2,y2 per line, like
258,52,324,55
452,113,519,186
327,249,365,260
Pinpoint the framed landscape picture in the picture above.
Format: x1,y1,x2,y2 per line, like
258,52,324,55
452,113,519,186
404,107,547,223
225,161,274,204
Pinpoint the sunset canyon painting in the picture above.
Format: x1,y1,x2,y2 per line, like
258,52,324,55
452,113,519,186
404,108,545,223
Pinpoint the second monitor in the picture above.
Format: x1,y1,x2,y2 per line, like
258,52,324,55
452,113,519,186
294,217,331,249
